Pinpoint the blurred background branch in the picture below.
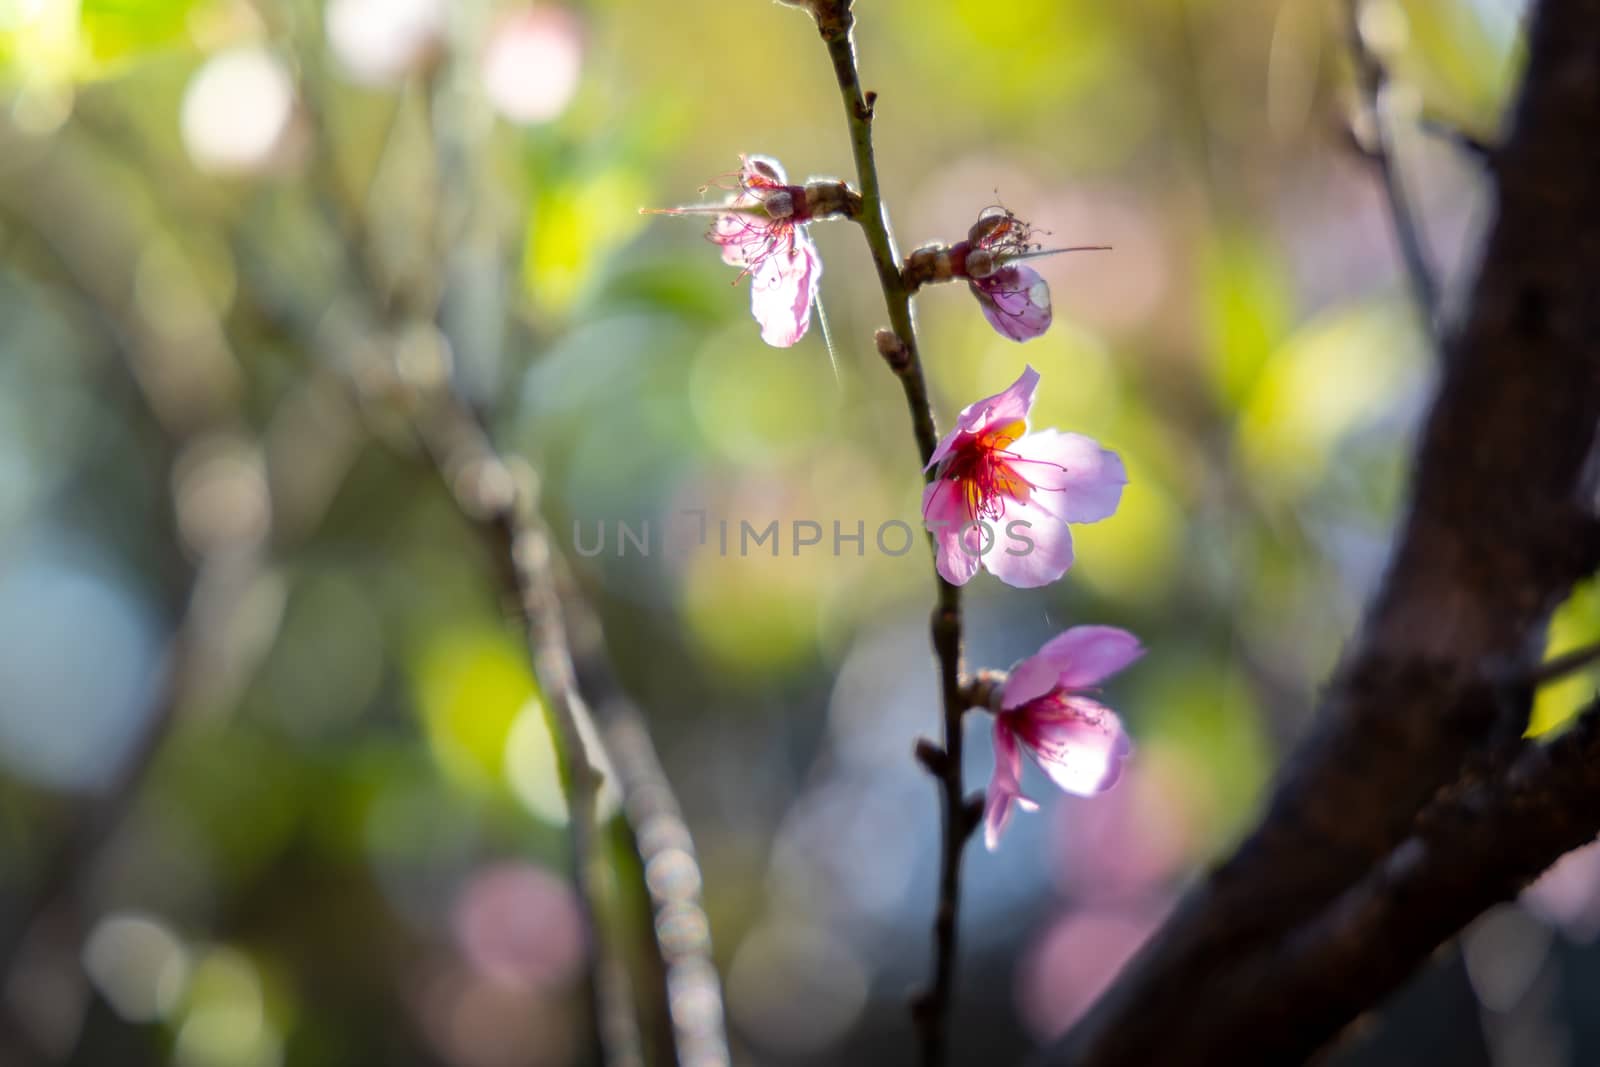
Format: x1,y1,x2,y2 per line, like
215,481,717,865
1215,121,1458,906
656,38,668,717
1342,0,1441,331
1042,0,1600,1061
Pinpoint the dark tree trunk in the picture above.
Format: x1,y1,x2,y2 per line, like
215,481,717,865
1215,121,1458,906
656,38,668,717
1037,0,1600,1062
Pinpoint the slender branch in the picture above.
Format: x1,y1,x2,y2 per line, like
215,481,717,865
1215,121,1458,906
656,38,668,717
414,373,730,1067
1343,0,1440,327
295,46,711,1061
293,115,632,1067
1418,114,1498,166
806,4,972,1064
412,402,638,1066
1039,0,1600,1061
417,42,644,1058
1527,639,1600,687
560,580,732,1067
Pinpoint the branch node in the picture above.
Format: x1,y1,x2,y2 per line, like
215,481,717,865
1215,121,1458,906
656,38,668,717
960,792,986,841
874,327,911,373
915,737,950,778
959,669,1008,712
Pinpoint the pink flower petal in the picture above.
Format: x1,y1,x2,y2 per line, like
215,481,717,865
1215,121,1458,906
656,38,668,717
971,265,1052,341
985,719,1038,851
927,365,1040,470
958,364,1039,436
1000,651,1063,710
1035,626,1144,690
984,496,1074,588
1007,430,1127,524
922,479,981,586
749,235,819,348
710,213,766,267
1017,697,1131,797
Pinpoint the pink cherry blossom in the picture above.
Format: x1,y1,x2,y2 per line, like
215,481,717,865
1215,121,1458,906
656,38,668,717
963,207,1053,340
921,366,1126,587
654,155,821,348
948,207,1105,342
970,263,1052,341
984,626,1141,850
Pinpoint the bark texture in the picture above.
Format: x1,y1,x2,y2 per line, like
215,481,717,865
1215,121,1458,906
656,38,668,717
1039,1,1600,1062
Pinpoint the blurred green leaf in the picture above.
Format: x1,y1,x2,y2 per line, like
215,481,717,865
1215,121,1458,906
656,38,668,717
523,166,649,317
80,0,200,68
1399,0,1521,125
1203,225,1294,408
413,627,538,792
1528,577,1600,738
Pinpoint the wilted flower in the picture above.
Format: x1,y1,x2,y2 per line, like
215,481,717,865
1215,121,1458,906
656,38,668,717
903,207,1107,342
921,365,1125,587
985,626,1141,850
648,155,856,348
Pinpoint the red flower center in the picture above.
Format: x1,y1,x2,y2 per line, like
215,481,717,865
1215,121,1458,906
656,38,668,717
940,421,1034,521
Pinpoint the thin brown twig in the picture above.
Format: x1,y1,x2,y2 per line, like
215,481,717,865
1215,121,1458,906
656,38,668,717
803,3,974,1064
412,400,639,1067
413,38,646,1058
1342,0,1440,327
1526,640,1600,688
296,42,719,1061
560,569,732,1067
294,128,633,1067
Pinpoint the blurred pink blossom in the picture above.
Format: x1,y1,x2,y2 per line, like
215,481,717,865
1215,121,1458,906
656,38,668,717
451,863,584,991
180,47,305,176
482,7,583,125
325,0,446,85
1050,749,1199,901
961,208,1056,341
1017,904,1170,1039
921,366,1126,587
985,626,1141,849
1523,839,1600,943
652,155,822,347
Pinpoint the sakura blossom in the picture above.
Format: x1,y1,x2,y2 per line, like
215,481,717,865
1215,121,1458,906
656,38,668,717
648,155,843,348
964,208,1056,341
902,207,1108,342
482,8,584,125
921,365,1126,587
325,0,446,86
984,626,1141,850
180,47,304,176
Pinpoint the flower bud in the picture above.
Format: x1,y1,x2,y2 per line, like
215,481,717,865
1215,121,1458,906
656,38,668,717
875,328,910,371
